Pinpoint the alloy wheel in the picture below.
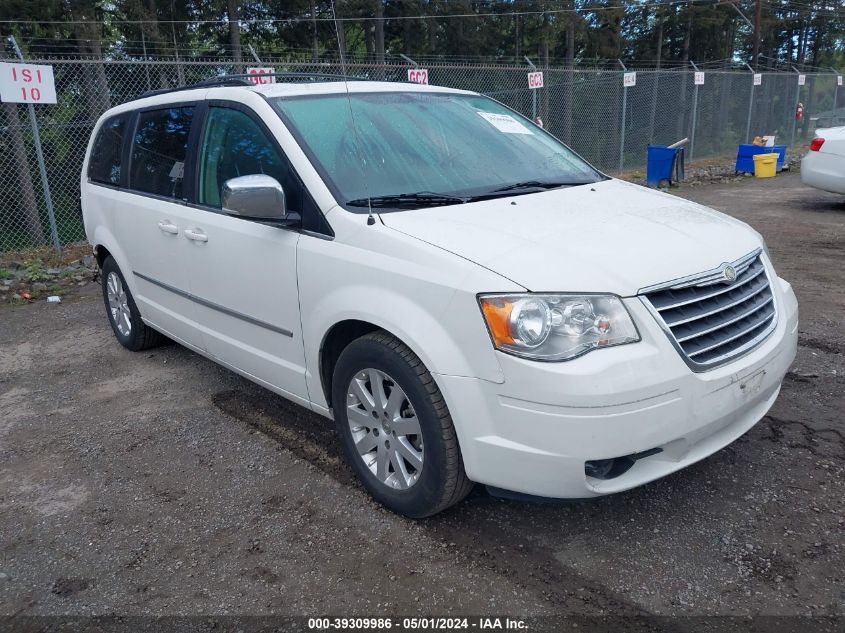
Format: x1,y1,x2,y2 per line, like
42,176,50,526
106,271,132,337
346,368,424,489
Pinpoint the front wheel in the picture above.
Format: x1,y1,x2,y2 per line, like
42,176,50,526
332,332,473,517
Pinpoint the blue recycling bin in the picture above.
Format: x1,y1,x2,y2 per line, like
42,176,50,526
735,144,784,173
771,145,787,171
647,145,682,187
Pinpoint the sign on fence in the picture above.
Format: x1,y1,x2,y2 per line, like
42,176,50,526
407,68,429,85
798,74,806,86
246,67,276,84
753,73,762,86
0,63,57,104
839,76,844,86
694,71,705,85
623,72,636,87
527,71,544,89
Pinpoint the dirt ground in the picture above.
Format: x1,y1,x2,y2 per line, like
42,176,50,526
1,173,843,624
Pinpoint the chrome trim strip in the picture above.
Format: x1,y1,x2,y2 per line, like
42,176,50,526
133,271,294,338
675,296,774,343
692,318,778,366
639,248,763,295
650,263,766,311
686,308,775,357
662,279,770,327
641,292,778,372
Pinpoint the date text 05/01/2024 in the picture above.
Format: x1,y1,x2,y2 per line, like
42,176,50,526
307,617,528,630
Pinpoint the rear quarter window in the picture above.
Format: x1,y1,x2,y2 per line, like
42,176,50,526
129,106,194,199
88,113,129,185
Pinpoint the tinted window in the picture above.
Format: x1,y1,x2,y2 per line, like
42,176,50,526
88,114,128,185
198,107,301,211
129,106,194,198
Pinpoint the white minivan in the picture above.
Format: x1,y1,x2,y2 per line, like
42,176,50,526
82,76,798,517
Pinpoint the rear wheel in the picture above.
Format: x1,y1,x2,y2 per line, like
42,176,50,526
101,256,164,351
332,331,473,517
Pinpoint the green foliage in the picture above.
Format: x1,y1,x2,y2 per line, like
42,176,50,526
22,259,49,282
2,1,842,68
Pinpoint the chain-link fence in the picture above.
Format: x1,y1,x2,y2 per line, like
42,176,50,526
1,56,842,253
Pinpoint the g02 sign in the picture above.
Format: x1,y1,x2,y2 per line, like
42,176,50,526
407,68,429,85
527,71,544,89
0,63,57,104
623,72,636,87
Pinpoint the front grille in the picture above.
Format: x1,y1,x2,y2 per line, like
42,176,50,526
641,249,777,369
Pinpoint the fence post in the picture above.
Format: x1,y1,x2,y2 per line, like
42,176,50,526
744,63,755,143
141,31,151,92
618,60,628,173
790,66,801,147
525,56,537,120
689,61,700,161
9,36,61,252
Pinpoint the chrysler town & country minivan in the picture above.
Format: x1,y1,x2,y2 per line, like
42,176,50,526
81,77,798,517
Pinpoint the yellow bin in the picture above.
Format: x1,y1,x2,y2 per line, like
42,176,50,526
753,153,777,178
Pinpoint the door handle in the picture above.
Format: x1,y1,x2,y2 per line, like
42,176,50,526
157,220,179,234
183,228,208,243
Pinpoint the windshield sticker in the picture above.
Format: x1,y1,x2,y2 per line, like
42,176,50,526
476,111,533,135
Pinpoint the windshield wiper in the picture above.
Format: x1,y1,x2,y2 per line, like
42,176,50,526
490,179,591,193
346,192,468,209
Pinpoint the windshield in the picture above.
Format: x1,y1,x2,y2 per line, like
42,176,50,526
271,91,603,211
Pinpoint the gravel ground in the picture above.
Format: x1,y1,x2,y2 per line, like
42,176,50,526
0,173,842,623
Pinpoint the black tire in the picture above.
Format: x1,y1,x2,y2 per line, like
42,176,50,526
332,331,474,518
101,256,165,351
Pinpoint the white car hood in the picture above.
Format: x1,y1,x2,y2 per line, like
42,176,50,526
379,179,762,296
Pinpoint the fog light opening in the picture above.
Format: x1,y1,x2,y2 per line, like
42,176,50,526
585,447,663,481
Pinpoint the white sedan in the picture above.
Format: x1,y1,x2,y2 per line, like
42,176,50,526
801,125,845,194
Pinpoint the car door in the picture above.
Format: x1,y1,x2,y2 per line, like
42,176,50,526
180,102,309,403
113,103,205,350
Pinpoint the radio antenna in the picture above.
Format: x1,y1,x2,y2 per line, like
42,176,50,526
330,0,375,226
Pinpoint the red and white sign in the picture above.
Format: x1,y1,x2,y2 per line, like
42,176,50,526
246,67,276,85
694,71,705,85
839,76,843,87
407,68,429,85
0,63,57,104
798,74,806,86
623,72,636,87
753,73,762,86
527,71,544,89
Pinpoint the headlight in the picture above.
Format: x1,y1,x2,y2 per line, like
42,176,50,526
479,293,640,361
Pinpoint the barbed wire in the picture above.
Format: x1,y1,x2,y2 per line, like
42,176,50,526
0,0,788,26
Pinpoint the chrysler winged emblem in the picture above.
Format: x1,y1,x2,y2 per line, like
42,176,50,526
723,264,737,283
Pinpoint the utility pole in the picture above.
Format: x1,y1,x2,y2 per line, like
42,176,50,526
752,0,762,70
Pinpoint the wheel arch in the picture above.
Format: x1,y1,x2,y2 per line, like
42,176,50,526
319,319,401,410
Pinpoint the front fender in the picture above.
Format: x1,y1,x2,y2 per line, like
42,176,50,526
303,282,505,411
296,213,521,412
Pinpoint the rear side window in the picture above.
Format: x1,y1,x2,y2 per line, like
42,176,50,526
129,106,194,199
88,114,129,185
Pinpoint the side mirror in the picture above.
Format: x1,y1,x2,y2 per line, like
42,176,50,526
221,175,292,222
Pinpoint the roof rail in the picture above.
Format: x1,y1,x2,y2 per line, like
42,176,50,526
137,72,368,100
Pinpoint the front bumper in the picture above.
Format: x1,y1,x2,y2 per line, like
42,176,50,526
435,276,799,499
